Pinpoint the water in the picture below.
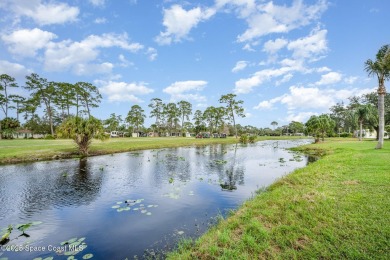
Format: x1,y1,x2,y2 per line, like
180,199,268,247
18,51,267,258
0,139,312,259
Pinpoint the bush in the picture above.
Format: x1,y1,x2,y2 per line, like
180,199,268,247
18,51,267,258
44,134,55,140
239,134,248,144
340,132,352,138
248,135,257,143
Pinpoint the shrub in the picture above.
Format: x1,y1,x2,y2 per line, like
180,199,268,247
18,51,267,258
248,135,257,143
340,132,352,138
44,134,55,140
239,134,248,144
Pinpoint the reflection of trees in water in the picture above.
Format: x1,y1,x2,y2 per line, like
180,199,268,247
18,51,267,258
219,144,245,191
20,159,103,216
149,149,192,187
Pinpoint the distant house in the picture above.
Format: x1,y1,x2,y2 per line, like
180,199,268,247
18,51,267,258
12,129,45,139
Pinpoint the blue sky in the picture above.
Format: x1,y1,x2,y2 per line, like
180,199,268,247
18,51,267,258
0,0,388,128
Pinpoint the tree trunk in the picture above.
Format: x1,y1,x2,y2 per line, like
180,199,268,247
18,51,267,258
359,120,363,141
231,110,237,138
0,120,2,140
48,107,54,136
376,86,385,149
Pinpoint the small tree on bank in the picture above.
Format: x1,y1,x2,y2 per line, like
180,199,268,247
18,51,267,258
57,116,108,156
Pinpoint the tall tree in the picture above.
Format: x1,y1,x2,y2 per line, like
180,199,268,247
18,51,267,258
126,105,146,133
54,82,76,120
25,73,56,135
219,93,245,138
177,100,192,135
149,98,164,133
105,113,123,132
164,103,180,135
271,121,278,130
75,82,102,118
356,104,375,141
0,74,18,118
8,95,25,122
364,44,390,149
193,109,205,134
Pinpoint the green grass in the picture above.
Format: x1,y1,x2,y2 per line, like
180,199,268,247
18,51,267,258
0,136,304,164
167,138,390,259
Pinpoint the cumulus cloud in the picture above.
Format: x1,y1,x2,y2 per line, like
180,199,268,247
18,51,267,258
98,81,154,103
163,80,207,102
287,27,328,60
89,0,105,7
146,47,158,61
237,0,328,42
155,5,216,45
286,111,318,122
314,71,342,85
263,38,288,54
232,61,248,73
94,18,107,24
1,0,79,25
43,33,144,75
2,28,57,57
0,60,32,78
255,85,375,112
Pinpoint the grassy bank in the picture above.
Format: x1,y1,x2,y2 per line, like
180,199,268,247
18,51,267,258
168,139,390,259
0,136,304,164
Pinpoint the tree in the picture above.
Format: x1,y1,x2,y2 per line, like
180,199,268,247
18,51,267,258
164,103,180,135
271,121,278,130
365,44,390,149
193,109,205,134
219,94,245,138
75,82,102,118
53,82,76,120
104,113,122,132
288,121,305,135
126,105,146,133
356,104,376,141
25,73,56,135
149,98,164,131
56,116,108,156
306,114,335,143
0,117,20,139
177,100,192,135
0,74,19,139
8,95,25,122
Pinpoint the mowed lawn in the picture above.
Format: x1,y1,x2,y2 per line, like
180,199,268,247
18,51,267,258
167,139,390,259
0,136,304,164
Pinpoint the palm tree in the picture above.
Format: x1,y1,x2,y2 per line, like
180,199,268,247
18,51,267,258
356,104,375,141
364,44,390,149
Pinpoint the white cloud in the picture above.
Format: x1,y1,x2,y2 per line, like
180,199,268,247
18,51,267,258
237,0,328,42
253,96,282,110
3,0,79,25
89,0,105,7
287,27,328,60
155,5,216,45
99,81,154,103
0,60,32,78
232,61,248,73
2,28,57,57
234,63,301,94
344,76,358,84
315,71,342,85
276,73,293,86
286,111,318,123
44,33,144,75
146,47,158,61
94,18,107,24
163,80,207,102
263,38,288,54
257,85,376,112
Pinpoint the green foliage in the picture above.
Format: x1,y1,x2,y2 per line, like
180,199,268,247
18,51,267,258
248,135,256,143
56,116,108,156
305,114,335,142
0,117,20,138
339,132,352,138
126,105,146,132
239,134,248,144
44,134,56,140
219,93,245,138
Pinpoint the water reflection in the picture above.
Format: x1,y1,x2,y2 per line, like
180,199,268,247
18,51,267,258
0,139,313,259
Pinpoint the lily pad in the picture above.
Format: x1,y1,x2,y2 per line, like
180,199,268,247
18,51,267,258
82,253,94,259
141,210,147,214
111,205,120,209
177,231,185,235
146,212,152,216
